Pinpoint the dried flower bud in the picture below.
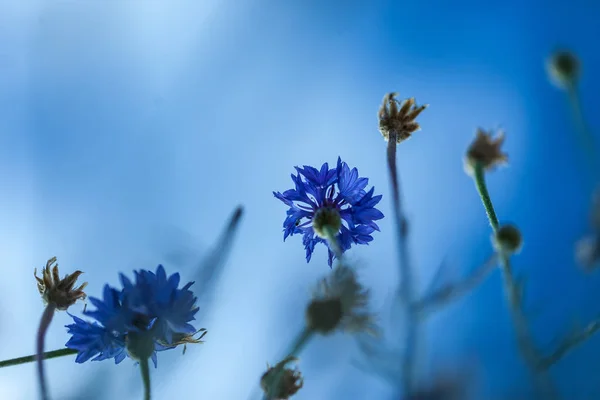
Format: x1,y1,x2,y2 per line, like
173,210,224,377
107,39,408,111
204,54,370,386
261,357,303,399
34,257,87,311
464,128,508,175
492,224,523,255
547,50,580,89
378,93,428,144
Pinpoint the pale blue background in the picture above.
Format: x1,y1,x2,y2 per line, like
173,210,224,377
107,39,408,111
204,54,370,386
1,1,600,399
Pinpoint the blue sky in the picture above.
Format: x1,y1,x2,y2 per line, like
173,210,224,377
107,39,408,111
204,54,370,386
1,1,600,399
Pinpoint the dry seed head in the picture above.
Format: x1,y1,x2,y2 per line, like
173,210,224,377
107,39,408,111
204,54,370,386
260,356,304,399
464,128,508,175
34,257,87,311
378,93,428,144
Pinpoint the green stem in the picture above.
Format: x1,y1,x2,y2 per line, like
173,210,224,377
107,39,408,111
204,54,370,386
387,130,417,396
37,304,56,400
473,162,499,232
140,357,151,400
0,348,78,368
471,166,559,399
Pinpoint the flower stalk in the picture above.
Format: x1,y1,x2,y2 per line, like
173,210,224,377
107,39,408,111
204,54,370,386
378,93,427,396
140,357,151,400
387,129,418,395
36,304,56,400
0,348,77,369
470,161,559,399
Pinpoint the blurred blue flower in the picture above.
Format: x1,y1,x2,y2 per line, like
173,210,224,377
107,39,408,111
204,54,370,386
274,157,384,266
65,265,200,367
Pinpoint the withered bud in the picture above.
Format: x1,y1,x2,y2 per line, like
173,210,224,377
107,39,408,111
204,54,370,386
34,257,87,311
260,356,304,399
464,128,508,175
378,93,428,144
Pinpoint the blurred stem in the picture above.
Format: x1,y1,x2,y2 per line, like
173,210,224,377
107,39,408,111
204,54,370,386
386,130,417,396
264,327,314,400
472,164,559,399
499,254,559,399
0,348,77,368
140,357,151,400
566,83,597,186
542,318,600,368
415,254,498,315
36,304,56,400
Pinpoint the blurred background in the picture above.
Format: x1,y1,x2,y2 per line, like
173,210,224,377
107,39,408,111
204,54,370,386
1,1,599,399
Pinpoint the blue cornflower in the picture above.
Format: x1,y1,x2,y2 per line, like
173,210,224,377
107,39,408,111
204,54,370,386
274,157,384,266
65,265,202,367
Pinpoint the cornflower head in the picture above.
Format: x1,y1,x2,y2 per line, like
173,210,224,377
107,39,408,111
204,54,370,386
65,265,203,367
34,257,87,311
274,157,383,266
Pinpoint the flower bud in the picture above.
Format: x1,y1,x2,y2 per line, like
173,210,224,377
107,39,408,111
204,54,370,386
547,50,580,89
492,224,523,255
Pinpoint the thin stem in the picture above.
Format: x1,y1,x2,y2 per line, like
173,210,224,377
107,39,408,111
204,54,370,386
471,166,559,399
386,130,417,396
140,357,151,400
542,318,600,369
0,348,77,368
36,304,56,400
472,162,499,232
566,83,597,186
498,254,559,400
415,254,498,315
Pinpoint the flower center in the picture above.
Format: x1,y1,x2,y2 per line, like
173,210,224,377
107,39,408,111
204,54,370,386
312,207,341,239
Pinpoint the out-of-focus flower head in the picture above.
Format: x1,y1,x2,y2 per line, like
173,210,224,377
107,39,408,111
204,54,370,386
274,157,384,266
464,128,508,176
306,264,377,335
547,50,580,89
34,257,87,311
575,189,600,271
65,265,202,367
378,93,428,144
